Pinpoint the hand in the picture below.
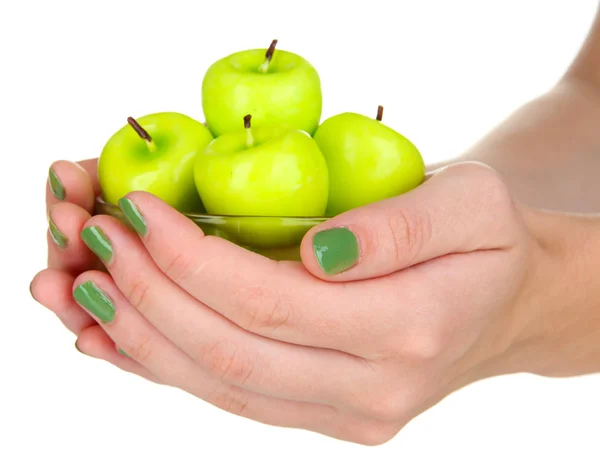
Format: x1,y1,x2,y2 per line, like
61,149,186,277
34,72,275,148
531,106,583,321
34,159,98,331
32,158,161,380
42,161,556,445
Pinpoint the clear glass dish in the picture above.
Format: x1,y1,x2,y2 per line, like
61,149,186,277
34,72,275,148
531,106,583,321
96,198,328,261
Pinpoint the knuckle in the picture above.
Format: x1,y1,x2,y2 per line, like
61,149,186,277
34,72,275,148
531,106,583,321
390,297,449,363
363,206,432,267
162,250,196,284
386,207,430,265
126,276,152,312
452,162,513,211
486,179,514,218
355,422,401,446
210,387,250,417
357,377,431,427
472,165,511,207
359,224,380,261
404,326,449,362
234,285,292,333
199,338,255,385
128,335,154,362
362,389,408,423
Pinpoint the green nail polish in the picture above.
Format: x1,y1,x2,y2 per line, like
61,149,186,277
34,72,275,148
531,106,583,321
48,213,68,249
118,198,147,236
117,348,130,357
73,281,115,323
313,227,360,275
75,340,88,356
81,226,113,263
49,167,65,200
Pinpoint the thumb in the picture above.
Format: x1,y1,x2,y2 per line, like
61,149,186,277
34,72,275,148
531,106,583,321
300,162,519,281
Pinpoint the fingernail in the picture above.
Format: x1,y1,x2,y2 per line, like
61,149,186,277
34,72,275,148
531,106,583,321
29,279,36,300
313,227,360,275
117,348,130,357
81,226,113,263
74,340,89,356
73,280,115,323
118,197,147,236
49,167,66,200
48,213,68,249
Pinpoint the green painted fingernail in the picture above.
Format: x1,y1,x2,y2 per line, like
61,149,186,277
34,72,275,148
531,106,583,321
75,340,88,356
81,226,113,263
73,280,115,323
117,348,130,357
313,227,360,275
49,167,65,200
118,198,147,236
48,213,68,249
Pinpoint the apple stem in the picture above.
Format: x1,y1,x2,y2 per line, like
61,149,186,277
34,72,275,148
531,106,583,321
127,117,157,152
244,114,254,148
258,39,278,73
376,105,384,122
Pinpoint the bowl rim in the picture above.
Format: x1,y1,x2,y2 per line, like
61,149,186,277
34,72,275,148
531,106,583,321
95,197,331,221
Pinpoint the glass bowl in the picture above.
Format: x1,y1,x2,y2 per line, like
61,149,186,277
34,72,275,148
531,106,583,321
95,198,328,261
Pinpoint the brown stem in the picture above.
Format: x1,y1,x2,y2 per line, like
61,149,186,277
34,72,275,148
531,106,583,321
265,39,278,62
127,117,153,142
244,115,254,147
376,105,384,121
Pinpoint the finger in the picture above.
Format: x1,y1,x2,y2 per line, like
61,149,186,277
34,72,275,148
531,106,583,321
72,270,197,387
46,159,101,273
79,214,373,409
75,158,100,195
32,265,392,443
71,270,367,439
30,268,96,335
47,202,99,272
47,160,97,215
115,192,371,352
75,324,163,385
301,162,518,281
76,321,399,447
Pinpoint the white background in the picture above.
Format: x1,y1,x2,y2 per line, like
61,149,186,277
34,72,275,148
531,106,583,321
2,0,599,470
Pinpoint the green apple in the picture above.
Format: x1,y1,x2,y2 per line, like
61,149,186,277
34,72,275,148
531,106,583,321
98,112,214,213
313,106,425,216
202,40,322,137
194,115,329,217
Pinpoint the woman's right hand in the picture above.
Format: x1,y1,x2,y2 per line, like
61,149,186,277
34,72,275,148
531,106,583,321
31,158,161,382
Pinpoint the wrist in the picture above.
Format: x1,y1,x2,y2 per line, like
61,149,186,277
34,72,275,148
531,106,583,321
497,208,600,378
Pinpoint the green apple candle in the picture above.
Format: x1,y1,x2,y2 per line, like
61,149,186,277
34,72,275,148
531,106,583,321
98,112,214,212
194,115,329,217
314,106,425,216
202,40,322,136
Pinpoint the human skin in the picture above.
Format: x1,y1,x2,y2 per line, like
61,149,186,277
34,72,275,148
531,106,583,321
32,7,600,445
429,7,600,214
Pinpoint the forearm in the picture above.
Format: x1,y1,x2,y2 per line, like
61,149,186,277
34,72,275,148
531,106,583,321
435,80,600,213
502,210,600,378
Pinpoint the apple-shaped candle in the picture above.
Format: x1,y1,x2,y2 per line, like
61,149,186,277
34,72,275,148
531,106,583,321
202,40,322,136
98,112,214,212
194,115,329,217
314,106,425,216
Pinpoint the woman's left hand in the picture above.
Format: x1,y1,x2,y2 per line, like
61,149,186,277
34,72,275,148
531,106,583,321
33,162,562,445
